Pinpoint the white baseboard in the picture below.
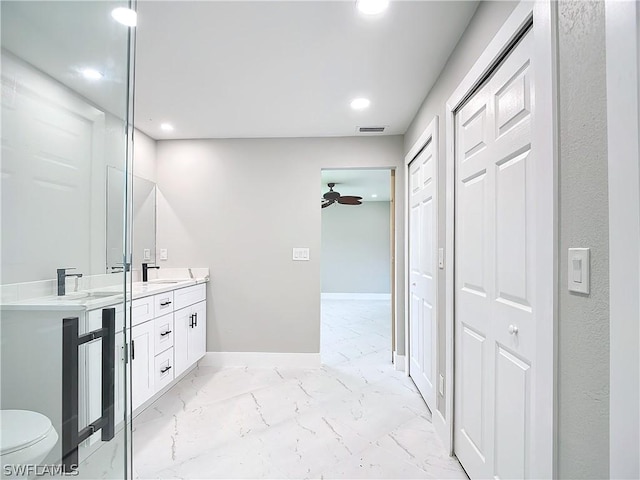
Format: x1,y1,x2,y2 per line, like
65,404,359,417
321,293,391,300
200,351,321,368
394,352,406,372
433,407,452,455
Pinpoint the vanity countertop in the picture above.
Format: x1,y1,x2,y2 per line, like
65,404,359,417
0,277,209,312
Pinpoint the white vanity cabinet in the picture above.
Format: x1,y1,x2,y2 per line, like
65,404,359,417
129,282,207,414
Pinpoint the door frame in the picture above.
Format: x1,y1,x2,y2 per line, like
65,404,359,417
403,116,440,413
606,1,640,477
443,1,558,477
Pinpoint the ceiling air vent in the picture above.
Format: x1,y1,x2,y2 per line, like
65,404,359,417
358,126,385,133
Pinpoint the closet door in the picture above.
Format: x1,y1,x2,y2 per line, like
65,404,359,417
454,28,537,479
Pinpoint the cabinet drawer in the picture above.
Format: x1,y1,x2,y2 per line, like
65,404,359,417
132,296,154,327
154,291,175,316
154,313,174,355
174,283,206,310
154,348,174,392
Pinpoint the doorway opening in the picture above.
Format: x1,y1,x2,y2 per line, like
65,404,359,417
320,168,395,368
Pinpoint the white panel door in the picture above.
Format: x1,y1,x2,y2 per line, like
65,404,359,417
454,28,535,479
408,139,437,411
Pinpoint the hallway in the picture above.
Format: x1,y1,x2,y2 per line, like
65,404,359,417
134,299,466,479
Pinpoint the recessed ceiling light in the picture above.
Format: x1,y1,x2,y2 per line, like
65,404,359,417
350,98,371,110
160,123,174,132
356,0,389,16
371,194,378,198
111,7,137,27
81,68,103,80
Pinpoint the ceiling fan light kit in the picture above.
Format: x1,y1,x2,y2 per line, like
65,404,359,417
321,183,363,208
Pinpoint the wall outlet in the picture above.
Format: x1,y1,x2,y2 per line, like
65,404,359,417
143,248,151,260
160,248,168,261
292,247,310,261
439,374,445,396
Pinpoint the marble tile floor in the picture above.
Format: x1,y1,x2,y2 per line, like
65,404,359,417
133,299,467,479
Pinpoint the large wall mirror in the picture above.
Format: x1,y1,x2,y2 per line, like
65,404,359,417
1,1,132,284
106,166,156,272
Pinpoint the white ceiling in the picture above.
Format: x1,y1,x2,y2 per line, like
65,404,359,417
321,169,391,202
1,1,131,121
135,1,479,140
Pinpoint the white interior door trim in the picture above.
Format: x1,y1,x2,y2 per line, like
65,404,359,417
606,1,640,477
443,1,558,476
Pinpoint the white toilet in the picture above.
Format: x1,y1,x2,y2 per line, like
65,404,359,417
0,410,58,469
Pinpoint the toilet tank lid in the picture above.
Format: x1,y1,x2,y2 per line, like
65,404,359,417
0,410,54,455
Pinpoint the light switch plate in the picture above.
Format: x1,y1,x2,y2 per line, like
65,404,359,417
143,248,151,261
568,248,590,294
292,247,310,261
160,248,168,261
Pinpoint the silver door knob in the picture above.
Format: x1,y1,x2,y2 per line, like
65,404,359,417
509,325,518,335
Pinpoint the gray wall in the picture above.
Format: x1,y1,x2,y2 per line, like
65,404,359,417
557,1,609,477
403,0,518,416
156,136,404,354
321,201,391,294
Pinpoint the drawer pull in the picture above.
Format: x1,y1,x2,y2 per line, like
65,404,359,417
160,301,172,307
160,330,172,337
189,314,195,328
160,365,172,374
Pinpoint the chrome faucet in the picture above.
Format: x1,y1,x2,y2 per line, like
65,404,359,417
142,263,160,282
57,268,83,296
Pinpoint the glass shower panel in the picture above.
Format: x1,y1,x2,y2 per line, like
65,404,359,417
0,1,135,478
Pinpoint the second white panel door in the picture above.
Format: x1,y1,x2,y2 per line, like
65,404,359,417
408,139,437,412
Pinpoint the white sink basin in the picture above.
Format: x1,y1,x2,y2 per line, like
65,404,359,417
146,279,192,285
52,291,123,302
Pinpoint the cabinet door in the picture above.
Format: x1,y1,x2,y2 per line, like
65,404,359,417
131,321,155,411
173,307,191,378
188,301,207,365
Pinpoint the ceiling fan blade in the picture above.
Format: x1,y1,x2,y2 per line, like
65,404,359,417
321,199,335,208
338,196,363,205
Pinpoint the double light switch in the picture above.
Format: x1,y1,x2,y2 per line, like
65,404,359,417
292,247,310,261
